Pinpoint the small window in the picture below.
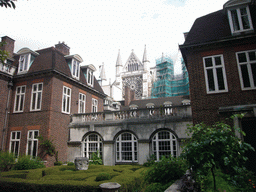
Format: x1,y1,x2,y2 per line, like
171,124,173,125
203,55,228,94
30,83,43,111
228,6,253,34
26,130,39,158
72,59,80,79
62,86,71,114
236,50,256,90
92,98,98,113
116,132,138,162
14,85,26,113
78,93,86,113
9,131,21,158
18,54,31,73
87,69,94,87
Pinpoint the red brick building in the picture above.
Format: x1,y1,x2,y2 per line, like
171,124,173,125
180,0,256,171
0,36,106,166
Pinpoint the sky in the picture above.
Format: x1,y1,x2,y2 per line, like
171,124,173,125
1,0,227,82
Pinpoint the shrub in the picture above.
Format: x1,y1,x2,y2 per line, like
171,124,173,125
67,162,75,166
95,172,111,181
144,182,171,192
0,151,15,172
13,155,45,170
54,161,62,166
144,156,187,184
89,151,103,165
143,154,156,167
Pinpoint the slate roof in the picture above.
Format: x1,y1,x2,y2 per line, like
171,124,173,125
181,4,256,47
12,46,105,96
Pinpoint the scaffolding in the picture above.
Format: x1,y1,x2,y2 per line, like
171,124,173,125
151,55,189,98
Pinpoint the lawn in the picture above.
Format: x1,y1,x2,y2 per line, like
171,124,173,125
0,164,151,192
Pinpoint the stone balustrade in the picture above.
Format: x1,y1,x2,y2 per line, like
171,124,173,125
0,62,16,76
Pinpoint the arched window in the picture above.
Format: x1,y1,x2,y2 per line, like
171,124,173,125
82,133,102,160
116,132,138,162
152,131,177,161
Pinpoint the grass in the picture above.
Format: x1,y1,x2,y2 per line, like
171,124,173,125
0,164,151,192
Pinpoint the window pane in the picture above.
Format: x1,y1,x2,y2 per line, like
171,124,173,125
32,141,37,157
251,63,256,87
238,53,247,63
205,58,212,67
17,132,20,139
214,56,222,66
216,68,225,90
32,93,36,110
240,8,250,29
37,92,41,109
249,52,256,61
231,9,240,31
240,64,251,88
19,95,24,111
207,69,215,91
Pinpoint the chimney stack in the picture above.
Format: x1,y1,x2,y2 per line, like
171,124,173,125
1,36,15,58
55,41,70,55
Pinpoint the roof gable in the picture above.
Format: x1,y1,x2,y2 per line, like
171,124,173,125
123,51,143,72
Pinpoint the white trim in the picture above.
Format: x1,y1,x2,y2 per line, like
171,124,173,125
203,55,228,94
26,130,39,158
9,131,21,158
78,93,86,113
71,59,80,80
116,132,138,163
18,54,31,74
236,49,256,90
30,83,43,111
227,5,253,34
82,133,102,160
92,98,98,113
14,85,26,113
62,86,72,114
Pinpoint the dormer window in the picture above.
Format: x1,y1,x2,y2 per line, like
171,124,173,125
228,6,253,34
65,54,83,80
17,48,39,74
72,59,80,79
87,69,94,86
19,54,30,73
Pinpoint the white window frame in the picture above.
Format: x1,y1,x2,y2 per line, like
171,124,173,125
116,132,138,163
203,55,228,94
71,59,80,80
152,131,177,161
236,50,256,90
14,85,26,113
26,130,39,158
30,83,43,111
92,98,98,113
227,6,253,34
82,133,102,160
62,86,71,114
78,93,86,113
9,131,21,158
87,69,94,87
18,54,31,73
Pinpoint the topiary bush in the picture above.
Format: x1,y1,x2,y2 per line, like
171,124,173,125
89,151,103,165
143,154,156,167
13,155,45,170
144,156,187,184
95,172,111,181
0,151,15,172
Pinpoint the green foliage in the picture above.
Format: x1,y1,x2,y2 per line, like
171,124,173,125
182,114,255,191
13,155,45,170
0,0,16,9
54,161,62,166
89,151,103,165
95,172,111,181
143,154,156,167
144,182,172,192
144,156,187,184
0,151,15,172
67,162,75,166
38,136,59,163
0,41,9,64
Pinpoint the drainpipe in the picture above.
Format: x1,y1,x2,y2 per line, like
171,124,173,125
1,80,13,151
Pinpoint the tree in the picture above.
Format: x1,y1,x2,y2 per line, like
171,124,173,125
182,114,255,191
0,0,16,9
